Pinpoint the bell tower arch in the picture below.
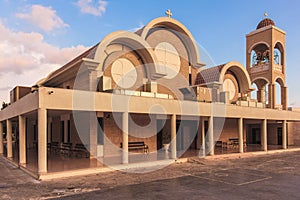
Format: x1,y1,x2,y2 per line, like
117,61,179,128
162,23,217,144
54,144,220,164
246,13,288,110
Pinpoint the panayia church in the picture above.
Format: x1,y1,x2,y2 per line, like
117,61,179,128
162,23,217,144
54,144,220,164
1,11,300,179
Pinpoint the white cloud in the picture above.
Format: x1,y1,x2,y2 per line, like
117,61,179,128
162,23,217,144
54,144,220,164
0,20,89,103
76,0,108,16
16,4,69,32
130,22,145,32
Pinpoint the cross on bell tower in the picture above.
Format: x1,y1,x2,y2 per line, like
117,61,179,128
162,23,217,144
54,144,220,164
246,14,288,110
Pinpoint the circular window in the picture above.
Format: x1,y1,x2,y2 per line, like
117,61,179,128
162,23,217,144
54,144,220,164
223,78,237,101
155,42,181,79
111,58,137,88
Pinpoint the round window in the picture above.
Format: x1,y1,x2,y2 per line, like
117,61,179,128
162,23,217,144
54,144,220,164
111,58,137,88
223,78,237,100
155,42,181,79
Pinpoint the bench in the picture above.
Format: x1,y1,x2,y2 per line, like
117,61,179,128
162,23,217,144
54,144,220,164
60,143,72,157
47,142,59,154
72,144,90,158
228,138,243,149
120,141,149,153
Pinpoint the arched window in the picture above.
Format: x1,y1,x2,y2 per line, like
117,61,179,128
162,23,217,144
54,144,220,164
274,48,281,65
251,83,258,100
251,50,258,67
274,42,284,66
250,43,269,67
275,82,281,105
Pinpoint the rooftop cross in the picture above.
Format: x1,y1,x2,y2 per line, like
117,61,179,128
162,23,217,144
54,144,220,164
165,9,172,18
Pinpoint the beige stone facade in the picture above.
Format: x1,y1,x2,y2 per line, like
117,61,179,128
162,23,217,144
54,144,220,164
1,15,300,178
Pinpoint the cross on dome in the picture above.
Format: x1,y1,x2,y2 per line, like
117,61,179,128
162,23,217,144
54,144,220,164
165,9,172,18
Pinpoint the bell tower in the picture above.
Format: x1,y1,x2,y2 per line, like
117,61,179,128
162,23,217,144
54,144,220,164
246,13,288,110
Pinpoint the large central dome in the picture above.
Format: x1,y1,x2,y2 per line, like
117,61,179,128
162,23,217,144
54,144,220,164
256,18,275,29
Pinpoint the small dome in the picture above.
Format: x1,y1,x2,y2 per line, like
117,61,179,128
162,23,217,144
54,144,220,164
256,18,275,29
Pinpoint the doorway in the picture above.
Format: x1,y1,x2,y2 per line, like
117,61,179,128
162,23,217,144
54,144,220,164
277,127,282,145
251,128,261,144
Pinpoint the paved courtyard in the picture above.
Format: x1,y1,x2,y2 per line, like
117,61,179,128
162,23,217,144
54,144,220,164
1,151,300,199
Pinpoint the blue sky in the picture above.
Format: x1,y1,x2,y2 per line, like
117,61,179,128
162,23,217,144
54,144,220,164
0,0,300,106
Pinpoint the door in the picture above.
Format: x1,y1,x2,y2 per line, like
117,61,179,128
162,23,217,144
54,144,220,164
156,120,163,150
251,128,261,144
277,127,282,145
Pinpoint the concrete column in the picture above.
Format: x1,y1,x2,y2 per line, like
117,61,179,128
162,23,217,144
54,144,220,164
122,112,128,164
238,118,244,153
282,87,288,110
282,120,287,149
261,119,267,151
171,114,177,159
208,116,214,156
38,108,47,174
201,117,205,156
268,84,276,109
257,89,265,103
19,115,26,165
89,113,98,159
0,122,3,155
6,120,12,158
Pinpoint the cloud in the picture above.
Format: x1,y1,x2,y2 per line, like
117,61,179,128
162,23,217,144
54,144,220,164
76,0,108,16
16,4,69,32
0,20,89,102
130,22,145,32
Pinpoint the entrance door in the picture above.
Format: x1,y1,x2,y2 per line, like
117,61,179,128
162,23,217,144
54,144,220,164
277,127,283,145
176,120,198,151
251,128,261,144
156,120,163,150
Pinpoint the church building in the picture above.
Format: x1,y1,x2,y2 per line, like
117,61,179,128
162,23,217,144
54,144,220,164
1,12,300,179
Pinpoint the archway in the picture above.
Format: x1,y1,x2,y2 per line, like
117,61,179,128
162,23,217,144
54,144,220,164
274,42,285,66
220,62,253,96
93,31,160,80
275,77,286,109
251,78,269,105
251,83,258,100
140,17,201,66
249,43,270,67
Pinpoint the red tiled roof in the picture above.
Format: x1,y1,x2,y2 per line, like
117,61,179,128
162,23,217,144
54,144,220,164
257,18,275,29
195,64,226,85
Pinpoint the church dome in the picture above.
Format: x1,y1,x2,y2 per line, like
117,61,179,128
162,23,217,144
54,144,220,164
256,18,275,29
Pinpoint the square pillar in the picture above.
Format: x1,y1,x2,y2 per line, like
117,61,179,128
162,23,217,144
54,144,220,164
38,108,47,174
282,87,288,110
208,116,214,156
19,115,26,165
6,120,12,158
122,112,129,164
268,84,276,109
238,118,244,153
0,122,3,155
261,119,267,151
171,114,177,159
257,89,265,103
89,113,98,159
200,117,205,157
282,120,287,149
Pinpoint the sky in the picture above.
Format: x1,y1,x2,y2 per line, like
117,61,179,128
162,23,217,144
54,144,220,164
0,0,300,106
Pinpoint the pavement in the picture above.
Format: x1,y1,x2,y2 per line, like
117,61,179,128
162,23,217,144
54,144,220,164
1,151,300,199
